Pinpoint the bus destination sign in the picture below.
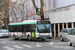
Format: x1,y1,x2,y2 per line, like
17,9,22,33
37,21,50,24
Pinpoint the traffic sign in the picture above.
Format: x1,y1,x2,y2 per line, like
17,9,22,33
30,11,33,17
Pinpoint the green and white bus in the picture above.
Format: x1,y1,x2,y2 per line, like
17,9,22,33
8,20,52,41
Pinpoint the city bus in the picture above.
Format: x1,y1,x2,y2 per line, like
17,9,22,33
8,20,52,41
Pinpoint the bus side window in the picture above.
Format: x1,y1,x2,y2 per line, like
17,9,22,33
9,26,12,32
11,25,17,32
30,24,35,32
17,25,22,32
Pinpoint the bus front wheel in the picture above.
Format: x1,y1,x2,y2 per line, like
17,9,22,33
42,39,45,41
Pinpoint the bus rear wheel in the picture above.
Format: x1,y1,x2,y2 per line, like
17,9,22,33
42,39,45,41
13,35,18,40
27,36,31,41
14,37,18,40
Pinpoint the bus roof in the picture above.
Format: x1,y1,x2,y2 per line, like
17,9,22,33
9,20,40,25
9,20,50,26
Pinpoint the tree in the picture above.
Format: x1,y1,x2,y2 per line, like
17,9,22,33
11,0,30,22
11,0,28,22
18,0,25,21
11,1,19,22
0,0,9,29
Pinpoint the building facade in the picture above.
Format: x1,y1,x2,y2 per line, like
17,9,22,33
10,0,75,37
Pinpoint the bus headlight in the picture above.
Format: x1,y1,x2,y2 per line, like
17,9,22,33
50,32,52,37
35,32,39,37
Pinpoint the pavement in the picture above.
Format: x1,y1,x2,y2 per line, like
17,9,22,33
0,38,75,50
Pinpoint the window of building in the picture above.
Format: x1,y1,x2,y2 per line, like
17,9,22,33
53,0,56,8
68,23,71,28
74,23,75,28
44,0,46,7
64,23,66,28
49,0,51,6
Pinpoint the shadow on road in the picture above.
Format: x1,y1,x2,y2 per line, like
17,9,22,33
9,38,51,42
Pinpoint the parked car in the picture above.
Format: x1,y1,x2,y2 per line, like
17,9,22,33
68,28,75,46
0,29,8,38
60,28,72,41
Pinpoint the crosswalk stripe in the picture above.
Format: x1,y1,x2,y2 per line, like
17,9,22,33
11,42,15,44
0,42,6,43
39,43,50,46
6,41,11,42
4,46,14,50
22,45,33,48
13,45,24,49
35,45,42,47
3,40,6,41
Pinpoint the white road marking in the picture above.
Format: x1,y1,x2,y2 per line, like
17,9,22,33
0,42,6,43
3,40,6,41
39,43,51,46
22,45,33,48
35,45,42,47
6,41,11,42
13,45,24,49
53,42,67,44
4,46,14,50
11,42,15,44
52,46,74,49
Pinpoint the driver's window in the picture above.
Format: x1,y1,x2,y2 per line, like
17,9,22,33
30,24,35,32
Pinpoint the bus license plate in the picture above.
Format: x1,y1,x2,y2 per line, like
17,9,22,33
43,37,46,39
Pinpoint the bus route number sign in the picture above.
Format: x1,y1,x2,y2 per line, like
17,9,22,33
37,21,50,24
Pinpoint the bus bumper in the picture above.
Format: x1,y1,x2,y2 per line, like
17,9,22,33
36,36,52,39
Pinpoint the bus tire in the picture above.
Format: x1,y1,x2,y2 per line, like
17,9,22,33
27,36,31,41
13,35,18,40
68,40,72,46
42,39,45,41
14,37,18,40
60,37,63,41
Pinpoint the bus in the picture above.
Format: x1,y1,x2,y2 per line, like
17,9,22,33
0,26,8,38
8,20,52,41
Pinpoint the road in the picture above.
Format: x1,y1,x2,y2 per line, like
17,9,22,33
0,38,75,50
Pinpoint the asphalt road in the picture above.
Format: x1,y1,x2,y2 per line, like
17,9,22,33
0,38,75,50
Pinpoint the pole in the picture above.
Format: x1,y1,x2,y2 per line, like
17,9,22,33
40,0,44,20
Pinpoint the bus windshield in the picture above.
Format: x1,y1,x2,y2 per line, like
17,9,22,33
37,24,51,33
